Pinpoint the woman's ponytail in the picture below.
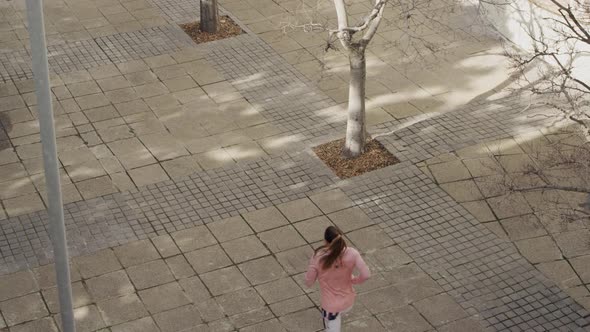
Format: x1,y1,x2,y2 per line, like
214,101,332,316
320,226,346,269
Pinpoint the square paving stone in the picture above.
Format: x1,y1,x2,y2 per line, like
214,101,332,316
269,294,315,317
55,304,106,332
377,305,433,332
185,245,232,274
241,206,289,232
221,235,270,263
0,270,38,301
201,266,250,296
555,230,590,258
86,270,135,301
438,317,489,332
275,245,314,274
277,198,322,222
536,260,582,289
500,214,547,240
309,189,354,214
152,305,202,332
42,281,92,313
171,225,217,252
138,282,190,314
294,216,334,243
347,225,394,252
165,255,195,279
279,307,324,332
75,176,117,199
151,234,181,258
346,316,387,331
230,306,274,329
255,277,304,304
215,288,265,316
428,160,472,183
369,245,413,270
208,215,253,242
414,294,468,327
126,260,175,290
358,285,406,314
97,294,148,326
259,225,306,252
238,256,287,285
9,317,58,332
486,192,533,219
327,207,374,233
113,239,161,267
0,293,48,326
515,236,563,263
461,200,496,222
440,180,483,202
179,276,211,303
128,164,170,187
161,156,201,178
33,264,81,289
73,249,122,279
111,317,160,332
570,255,590,283
240,318,286,332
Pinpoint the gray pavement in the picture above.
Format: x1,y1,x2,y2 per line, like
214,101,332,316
0,0,589,330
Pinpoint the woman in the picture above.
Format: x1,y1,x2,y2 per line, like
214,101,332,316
305,226,371,332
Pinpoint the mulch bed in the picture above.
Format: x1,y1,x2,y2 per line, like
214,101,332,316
180,16,243,44
313,138,399,179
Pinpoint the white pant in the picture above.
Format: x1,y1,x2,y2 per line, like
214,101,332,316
322,306,352,332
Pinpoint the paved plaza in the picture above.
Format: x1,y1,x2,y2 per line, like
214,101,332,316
0,0,589,330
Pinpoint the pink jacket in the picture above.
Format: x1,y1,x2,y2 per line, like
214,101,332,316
304,247,370,313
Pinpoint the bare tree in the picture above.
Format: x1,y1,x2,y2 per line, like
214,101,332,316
500,0,590,134
200,0,219,33
329,0,388,158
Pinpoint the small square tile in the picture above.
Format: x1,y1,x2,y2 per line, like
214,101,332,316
171,225,217,252
201,266,250,296
138,282,190,314
221,235,270,263
277,198,322,222
259,225,306,252
242,206,289,232
126,260,175,290
184,244,232,274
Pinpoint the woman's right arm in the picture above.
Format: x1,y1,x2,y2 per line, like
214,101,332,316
304,255,319,288
351,250,370,285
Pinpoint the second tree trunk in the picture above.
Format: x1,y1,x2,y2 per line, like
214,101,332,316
342,48,367,158
200,0,219,33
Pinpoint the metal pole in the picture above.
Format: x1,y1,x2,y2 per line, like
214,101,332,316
25,0,75,331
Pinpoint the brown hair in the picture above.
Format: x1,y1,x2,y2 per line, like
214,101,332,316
315,226,346,269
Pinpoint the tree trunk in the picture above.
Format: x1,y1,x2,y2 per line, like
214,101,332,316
200,0,219,33
342,48,367,158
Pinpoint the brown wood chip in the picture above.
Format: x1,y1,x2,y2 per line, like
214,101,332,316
180,16,243,44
